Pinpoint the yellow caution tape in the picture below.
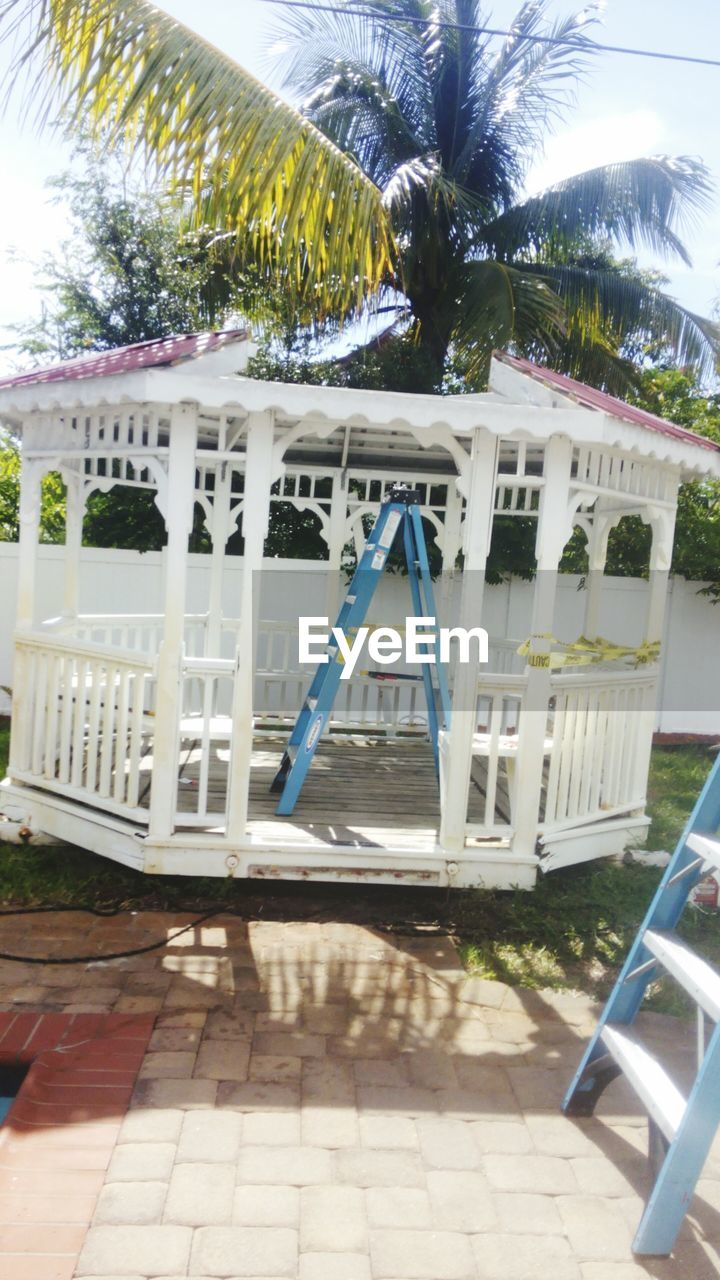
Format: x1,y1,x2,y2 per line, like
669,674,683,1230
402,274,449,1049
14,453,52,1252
516,634,660,670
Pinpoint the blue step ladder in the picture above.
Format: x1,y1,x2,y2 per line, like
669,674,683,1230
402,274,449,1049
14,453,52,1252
270,486,451,816
563,752,720,1256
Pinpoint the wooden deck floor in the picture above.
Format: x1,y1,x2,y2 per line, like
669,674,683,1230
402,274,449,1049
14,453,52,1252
172,735,512,850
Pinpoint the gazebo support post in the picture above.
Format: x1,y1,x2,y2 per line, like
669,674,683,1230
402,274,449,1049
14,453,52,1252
645,501,678,646
583,503,614,640
512,434,574,861
438,481,464,623
226,412,274,842
631,503,679,808
206,461,232,658
9,441,42,774
438,429,498,854
148,405,199,840
61,467,86,622
324,470,348,622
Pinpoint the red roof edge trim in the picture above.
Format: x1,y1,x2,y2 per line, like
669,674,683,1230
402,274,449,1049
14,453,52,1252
494,352,720,454
0,329,250,392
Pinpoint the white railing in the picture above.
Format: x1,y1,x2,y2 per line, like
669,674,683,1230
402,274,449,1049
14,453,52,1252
10,632,155,821
254,619,432,733
464,675,528,838
9,624,657,845
174,656,236,828
543,667,658,834
42,613,210,657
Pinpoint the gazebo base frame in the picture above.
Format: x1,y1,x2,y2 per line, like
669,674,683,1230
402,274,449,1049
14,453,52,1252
1,726,648,889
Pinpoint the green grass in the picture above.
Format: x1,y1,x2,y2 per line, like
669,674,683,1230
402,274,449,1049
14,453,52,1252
0,718,718,1012
456,743,719,1013
646,744,716,852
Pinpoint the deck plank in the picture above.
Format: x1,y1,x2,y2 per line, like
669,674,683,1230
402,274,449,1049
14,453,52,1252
168,735,514,846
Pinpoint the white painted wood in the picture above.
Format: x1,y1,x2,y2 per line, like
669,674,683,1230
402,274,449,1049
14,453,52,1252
148,405,198,840
226,411,274,840
324,470,348,622
439,428,498,852
600,1024,686,1142
512,435,574,860
61,469,86,620
206,459,232,658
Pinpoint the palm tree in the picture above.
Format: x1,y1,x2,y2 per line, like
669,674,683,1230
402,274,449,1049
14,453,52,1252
274,0,718,389
2,0,717,390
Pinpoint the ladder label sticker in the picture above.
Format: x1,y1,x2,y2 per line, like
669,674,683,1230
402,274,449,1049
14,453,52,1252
378,509,402,549
305,714,324,753
371,550,386,570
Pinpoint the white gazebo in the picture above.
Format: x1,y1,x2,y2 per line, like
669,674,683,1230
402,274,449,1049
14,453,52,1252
1,330,718,889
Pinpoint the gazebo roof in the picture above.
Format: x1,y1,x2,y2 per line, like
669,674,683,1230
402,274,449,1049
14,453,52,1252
0,329,718,479
0,329,250,390
493,352,720,455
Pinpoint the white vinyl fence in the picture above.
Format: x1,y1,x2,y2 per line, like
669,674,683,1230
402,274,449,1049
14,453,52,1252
0,543,718,733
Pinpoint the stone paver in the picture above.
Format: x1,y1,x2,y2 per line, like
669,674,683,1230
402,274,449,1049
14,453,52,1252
76,1225,192,1276
188,1225,297,1276
0,913,716,1280
300,1185,368,1252
164,1163,235,1226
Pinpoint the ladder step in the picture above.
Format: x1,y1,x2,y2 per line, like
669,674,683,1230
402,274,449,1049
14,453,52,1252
686,832,720,873
600,1025,686,1142
644,930,720,1022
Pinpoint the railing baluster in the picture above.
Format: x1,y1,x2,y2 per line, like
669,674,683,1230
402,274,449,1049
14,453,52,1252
113,669,130,803
98,660,116,798
483,693,503,828
31,651,48,777
70,658,88,789
126,669,145,808
43,653,60,780
57,655,74,785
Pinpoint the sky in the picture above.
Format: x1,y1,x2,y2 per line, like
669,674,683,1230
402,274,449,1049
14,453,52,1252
0,0,718,374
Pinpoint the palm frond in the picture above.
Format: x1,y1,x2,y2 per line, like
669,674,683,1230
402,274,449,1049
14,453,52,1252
521,262,720,383
0,0,393,314
481,157,713,264
452,258,565,382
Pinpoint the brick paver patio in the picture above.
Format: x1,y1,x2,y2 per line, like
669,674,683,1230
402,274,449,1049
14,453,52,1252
0,910,718,1279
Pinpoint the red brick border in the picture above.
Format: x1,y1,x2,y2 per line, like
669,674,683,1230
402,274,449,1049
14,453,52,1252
0,1012,155,1280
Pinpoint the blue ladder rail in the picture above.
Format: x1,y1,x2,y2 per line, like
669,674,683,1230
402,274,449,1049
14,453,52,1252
563,751,720,1256
270,487,451,817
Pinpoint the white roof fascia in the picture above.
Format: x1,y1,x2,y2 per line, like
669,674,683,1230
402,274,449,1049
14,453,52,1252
488,357,568,407
146,370,606,440
170,338,258,376
2,364,717,480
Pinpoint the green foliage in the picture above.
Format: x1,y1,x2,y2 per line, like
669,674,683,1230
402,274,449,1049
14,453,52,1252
0,432,66,544
1,152,281,554
14,163,243,363
1,0,392,319
277,0,718,391
248,330,446,396
634,369,720,596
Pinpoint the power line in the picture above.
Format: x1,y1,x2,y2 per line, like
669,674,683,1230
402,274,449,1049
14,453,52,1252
256,0,720,70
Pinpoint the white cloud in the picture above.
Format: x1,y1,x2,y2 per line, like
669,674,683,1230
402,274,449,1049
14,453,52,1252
526,109,666,194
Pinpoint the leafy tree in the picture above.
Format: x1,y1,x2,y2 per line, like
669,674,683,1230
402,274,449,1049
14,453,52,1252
2,155,270,551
